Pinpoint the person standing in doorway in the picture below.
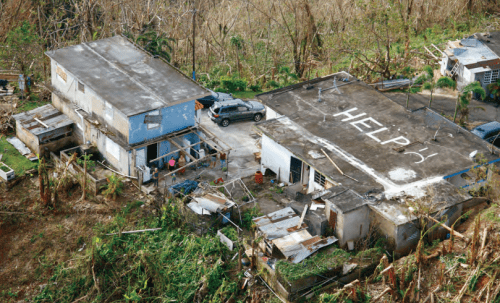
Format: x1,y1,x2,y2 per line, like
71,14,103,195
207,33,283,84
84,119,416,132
178,152,186,174
152,167,159,189
220,151,226,170
209,146,217,168
168,157,176,171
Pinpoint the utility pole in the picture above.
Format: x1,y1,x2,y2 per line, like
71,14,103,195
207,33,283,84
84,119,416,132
192,0,196,81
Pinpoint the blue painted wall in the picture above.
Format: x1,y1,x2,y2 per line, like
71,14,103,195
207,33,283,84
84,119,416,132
128,101,195,145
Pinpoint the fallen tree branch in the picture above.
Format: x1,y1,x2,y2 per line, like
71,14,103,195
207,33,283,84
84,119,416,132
105,228,162,236
372,287,392,302
424,215,468,241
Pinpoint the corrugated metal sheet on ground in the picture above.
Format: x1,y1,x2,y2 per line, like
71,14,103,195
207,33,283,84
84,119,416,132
6,137,37,161
252,207,296,228
190,193,235,214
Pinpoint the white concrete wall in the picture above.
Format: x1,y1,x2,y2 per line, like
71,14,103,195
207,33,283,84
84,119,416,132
440,57,449,76
265,106,282,120
261,134,292,183
328,202,370,247
50,59,129,141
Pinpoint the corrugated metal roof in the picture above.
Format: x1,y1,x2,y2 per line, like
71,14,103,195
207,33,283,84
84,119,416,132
190,193,235,214
254,207,337,263
12,104,73,136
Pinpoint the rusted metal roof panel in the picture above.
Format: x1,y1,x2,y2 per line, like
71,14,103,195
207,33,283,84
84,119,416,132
12,104,73,137
191,193,235,214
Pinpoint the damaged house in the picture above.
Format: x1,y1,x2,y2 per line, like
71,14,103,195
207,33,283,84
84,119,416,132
440,32,500,92
255,72,499,255
41,35,225,181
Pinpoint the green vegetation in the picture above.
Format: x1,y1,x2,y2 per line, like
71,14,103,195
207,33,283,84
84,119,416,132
241,205,263,229
34,203,239,303
276,249,350,283
220,226,238,242
0,136,38,175
100,173,124,200
0,164,11,172
453,81,486,123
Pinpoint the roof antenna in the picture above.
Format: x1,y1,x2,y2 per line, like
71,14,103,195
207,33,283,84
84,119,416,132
333,77,341,94
318,88,322,102
432,125,441,141
323,114,326,122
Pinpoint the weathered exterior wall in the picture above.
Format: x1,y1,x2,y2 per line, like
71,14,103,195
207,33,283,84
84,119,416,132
328,202,370,247
371,209,397,249
342,206,371,247
128,101,195,145
51,59,130,143
52,93,84,143
52,92,130,174
16,123,40,156
261,134,292,184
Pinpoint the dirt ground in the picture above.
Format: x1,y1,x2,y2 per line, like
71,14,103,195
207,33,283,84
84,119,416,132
0,176,144,301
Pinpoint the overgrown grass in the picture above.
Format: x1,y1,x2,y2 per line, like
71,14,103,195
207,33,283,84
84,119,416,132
0,136,38,176
231,90,260,100
33,202,240,303
276,249,350,283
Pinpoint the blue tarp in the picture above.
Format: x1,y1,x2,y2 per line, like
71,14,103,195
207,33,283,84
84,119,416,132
168,180,198,195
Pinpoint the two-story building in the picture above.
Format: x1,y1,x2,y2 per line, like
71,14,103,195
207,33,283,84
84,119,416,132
44,35,223,179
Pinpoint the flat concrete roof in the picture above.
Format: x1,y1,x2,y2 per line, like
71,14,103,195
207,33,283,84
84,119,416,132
476,32,500,58
46,35,210,117
256,72,500,201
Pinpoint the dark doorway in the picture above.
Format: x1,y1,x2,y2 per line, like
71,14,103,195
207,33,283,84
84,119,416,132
290,156,302,183
147,143,158,167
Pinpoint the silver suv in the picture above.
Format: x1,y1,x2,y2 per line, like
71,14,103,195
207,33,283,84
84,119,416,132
208,99,266,127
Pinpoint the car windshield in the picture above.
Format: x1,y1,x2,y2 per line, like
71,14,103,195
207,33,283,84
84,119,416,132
212,107,221,114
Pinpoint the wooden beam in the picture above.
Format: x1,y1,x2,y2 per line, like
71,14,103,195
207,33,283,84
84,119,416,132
163,155,210,177
149,140,202,163
431,44,445,56
168,139,197,162
198,125,232,150
423,46,439,60
34,117,49,128
321,149,359,182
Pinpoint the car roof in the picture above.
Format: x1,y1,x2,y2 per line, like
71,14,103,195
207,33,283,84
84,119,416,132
214,98,245,107
471,121,500,139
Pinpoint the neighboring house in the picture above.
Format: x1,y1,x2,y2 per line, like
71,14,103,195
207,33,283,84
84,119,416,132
45,35,213,178
255,72,500,254
440,32,500,91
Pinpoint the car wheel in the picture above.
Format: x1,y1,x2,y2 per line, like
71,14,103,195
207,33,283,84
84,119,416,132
221,119,230,127
254,114,262,122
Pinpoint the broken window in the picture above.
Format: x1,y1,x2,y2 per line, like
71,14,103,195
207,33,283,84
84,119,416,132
145,110,162,129
314,170,326,186
78,81,85,93
56,66,67,83
104,102,114,122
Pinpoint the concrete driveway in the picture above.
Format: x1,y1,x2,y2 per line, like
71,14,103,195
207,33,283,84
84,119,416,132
200,108,261,180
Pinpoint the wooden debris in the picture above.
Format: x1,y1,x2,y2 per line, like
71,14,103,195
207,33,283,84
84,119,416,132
105,228,162,236
453,265,480,302
424,215,468,240
372,287,392,302
321,148,359,182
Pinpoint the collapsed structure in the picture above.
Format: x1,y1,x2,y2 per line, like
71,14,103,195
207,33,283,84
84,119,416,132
440,32,500,91
255,72,499,254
